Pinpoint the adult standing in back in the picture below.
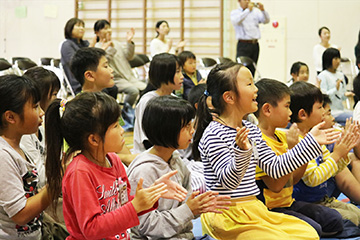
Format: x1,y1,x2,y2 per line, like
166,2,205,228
231,0,270,76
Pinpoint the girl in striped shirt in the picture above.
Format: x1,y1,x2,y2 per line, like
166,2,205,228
192,62,339,240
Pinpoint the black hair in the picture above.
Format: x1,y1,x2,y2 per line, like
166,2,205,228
290,61,308,75
192,62,242,161
188,83,207,110
322,47,340,71
149,53,180,88
70,47,106,86
178,51,196,67
254,78,291,118
45,91,120,211
155,20,169,38
289,81,323,123
0,74,40,129
24,66,61,111
318,26,330,37
322,94,332,107
353,73,360,98
93,19,111,42
64,18,84,39
142,95,194,149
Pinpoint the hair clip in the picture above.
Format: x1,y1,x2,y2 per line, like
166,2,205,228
59,99,67,118
204,90,210,96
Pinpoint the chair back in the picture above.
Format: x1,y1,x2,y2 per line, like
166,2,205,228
129,54,146,68
200,57,217,68
16,59,37,71
216,57,234,64
137,54,150,64
0,58,12,71
40,57,53,66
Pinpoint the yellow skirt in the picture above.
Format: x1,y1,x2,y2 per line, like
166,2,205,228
201,197,319,240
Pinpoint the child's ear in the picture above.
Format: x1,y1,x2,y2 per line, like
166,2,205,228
87,133,101,147
222,91,235,104
3,110,17,125
84,70,95,83
261,103,271,117
298,109,307,121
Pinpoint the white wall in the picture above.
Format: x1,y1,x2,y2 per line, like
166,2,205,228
0,0,74,62
1,0,360,83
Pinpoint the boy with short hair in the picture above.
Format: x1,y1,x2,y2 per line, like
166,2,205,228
70,47,135,166
70,47,118,99
254,78,343,236
178,51,204,100
290,81,360,226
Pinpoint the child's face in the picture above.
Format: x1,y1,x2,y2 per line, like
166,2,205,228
270,95,292,128
97,24,111,41
177,121,194,149
183,58,197,75
19,100,44,134
236,66,258,114
332,57,341,70
72,22,85,40
323,103,335,129
103,120,125,153
42,88,59,112
93,56,114,91
307,101,325,128
297,65,309,82
170,64,184,91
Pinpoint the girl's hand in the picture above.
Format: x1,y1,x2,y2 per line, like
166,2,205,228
132,178,168,213
309,121,341,145
177,40,186,49
100,37,113,50
186,191,231,216
286,123,300,149
89,35,97,47
235,127,251,150
153,170,188,202
126,28,135,42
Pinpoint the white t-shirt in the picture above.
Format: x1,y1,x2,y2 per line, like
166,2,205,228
132,91,160,153
313,43,337,72
150,38,175,57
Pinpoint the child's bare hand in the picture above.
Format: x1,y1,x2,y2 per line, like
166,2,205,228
132,178,167,213
186,191,231,216
309,121,341,145
286,123,300,149
235,127,251,150
333,125,359,161
153,170,188,202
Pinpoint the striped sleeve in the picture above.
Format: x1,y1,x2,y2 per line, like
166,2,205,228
251,122,322,179
302,145,338,187
335,155,351,174
200,125,252,190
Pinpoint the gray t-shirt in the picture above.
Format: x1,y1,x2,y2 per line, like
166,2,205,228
0,137,41,239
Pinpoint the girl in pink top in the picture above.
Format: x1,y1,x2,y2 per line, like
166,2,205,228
45,91,187,240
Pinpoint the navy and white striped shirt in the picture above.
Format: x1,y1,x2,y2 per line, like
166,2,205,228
199,120,322,199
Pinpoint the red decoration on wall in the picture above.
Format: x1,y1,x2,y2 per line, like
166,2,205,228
272,21,279,28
